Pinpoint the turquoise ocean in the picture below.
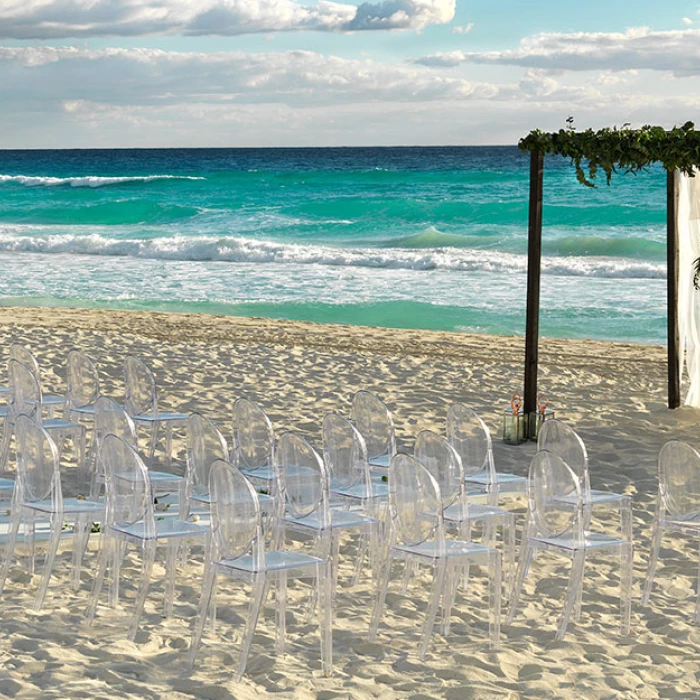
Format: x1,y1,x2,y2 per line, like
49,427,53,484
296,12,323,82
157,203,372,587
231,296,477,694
0,147,668,344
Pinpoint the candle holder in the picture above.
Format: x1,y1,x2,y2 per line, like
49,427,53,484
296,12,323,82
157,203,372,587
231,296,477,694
527,394,554,441
503,394,528,445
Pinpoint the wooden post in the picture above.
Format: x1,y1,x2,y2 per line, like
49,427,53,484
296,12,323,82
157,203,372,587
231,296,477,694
524,150,544,415
667,169,681,409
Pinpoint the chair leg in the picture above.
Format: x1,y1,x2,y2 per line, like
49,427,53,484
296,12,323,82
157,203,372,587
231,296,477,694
556,550,585,641
441,566,458,637
165,423,174,467
0,509,22,593
148,421,159,462
235,577,268,681
33,514,63,611
419,560,446,660
275,573,287,654
488,550,502,648
188,564,217,666
164,539,178,618
319,559,333,677
71,514,91,592
641,522,663,606
127,540,156,641
621,542,633,635
369,553,393,642
86,533,111,626
507,543,534,625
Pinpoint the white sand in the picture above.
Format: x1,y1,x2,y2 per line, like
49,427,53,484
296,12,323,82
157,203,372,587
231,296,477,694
0,305,698,699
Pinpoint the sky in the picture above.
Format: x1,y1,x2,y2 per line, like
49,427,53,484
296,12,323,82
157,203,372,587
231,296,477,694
1,1,700,148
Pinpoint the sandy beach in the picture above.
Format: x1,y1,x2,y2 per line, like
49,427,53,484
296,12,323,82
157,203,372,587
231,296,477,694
0,305,698,699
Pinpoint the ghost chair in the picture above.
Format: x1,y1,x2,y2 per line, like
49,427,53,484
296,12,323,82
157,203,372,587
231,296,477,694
369,453,501,659
64,349,100,464
414,430,516,594
446,403,526,506
124,355,188,468
9,344,66,417
86,435,207,639
187,460,332,679
642,440,700,621
508,450,633,640
1,360,87,489
0,414,102,609
350,390,396,472
537,419,633,542
231,398,276,495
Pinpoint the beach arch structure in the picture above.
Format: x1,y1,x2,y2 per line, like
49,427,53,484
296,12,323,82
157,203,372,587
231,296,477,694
520,123,700,414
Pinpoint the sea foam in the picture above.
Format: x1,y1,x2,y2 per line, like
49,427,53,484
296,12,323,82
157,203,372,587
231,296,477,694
0,230,665,279
0,174,205,188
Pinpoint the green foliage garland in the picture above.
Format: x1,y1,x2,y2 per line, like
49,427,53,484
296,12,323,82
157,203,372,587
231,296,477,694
519,121,700,187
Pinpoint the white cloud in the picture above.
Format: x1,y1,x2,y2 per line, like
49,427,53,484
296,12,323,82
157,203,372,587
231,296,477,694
415,26,700,76
451,22,473,35
0,0,454,38
683,17,693,25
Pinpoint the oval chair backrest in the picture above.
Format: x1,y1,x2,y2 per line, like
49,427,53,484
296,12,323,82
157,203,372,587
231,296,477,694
231,398,274,471
14,414,61,508
124,355,157,417
389,453,444,550
322,412,369,492
529,450,582,542
446,403,493,480
658,440,700,518
209,459,262,567
187,413,229,497
66,349,100,410
276,431,329,525
9,359,42,421
101,434,154,537
350,390,396,462
94,396,138,452
9,344,41,377
414,429,464,510
537,419,589,486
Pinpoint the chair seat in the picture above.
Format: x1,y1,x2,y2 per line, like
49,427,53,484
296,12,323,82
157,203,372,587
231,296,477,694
285,508,377,531
661,512,700,528
218,549,323,575
42,417,84,432
70,404,97,416
465,472,527,491
112,518,207,541
553,488,629,507
0,386,8,394
395,538,494,561
443,502,510,523
239,464,276,482
0,477,13,492
26,497,103,516
43,394,66,407
150,470,184,484
0,406,9,418
368,453,391,469
534,531,627,551
133,412,188,423
331,480,388,501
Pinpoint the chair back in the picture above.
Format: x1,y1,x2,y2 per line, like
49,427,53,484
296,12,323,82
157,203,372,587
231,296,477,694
231,398,274,471
14,414,62,509
322,412,369,493
187,413,229,498
350,390,395,462
100,434,155,537
529,450,583,543
95,396,138,452
124,355,157,417
9,344,41,377
658,440,700,518
446,403,495,480
208,459,263,568
389,453,444,551
414,430,464,510
537,419,588,485
9,359,42,421
66,349,100,410
276,432,329,526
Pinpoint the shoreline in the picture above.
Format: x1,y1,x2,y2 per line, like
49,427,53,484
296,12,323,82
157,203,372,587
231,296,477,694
0,305,697,698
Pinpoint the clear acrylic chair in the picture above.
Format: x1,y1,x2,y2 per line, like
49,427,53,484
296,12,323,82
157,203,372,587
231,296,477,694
124,355,188,467
10,344,66,417
92,395,185,507
1,359,87,488
322,412,388,518
231,398,276,492
64,350,100,456
414,429,516,588
350,390,396,472
369,453,501,659
508,450,633,640
0,414,102,610
86,434,207,639
446,403,526,505
537,419,633,541
642,440,700,620
188,459,332,679
277,431,379,591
